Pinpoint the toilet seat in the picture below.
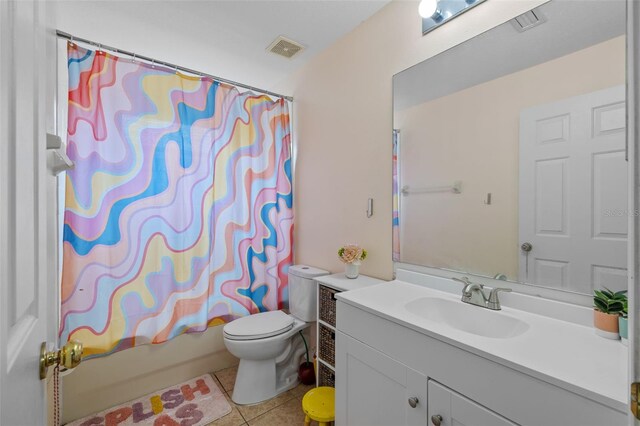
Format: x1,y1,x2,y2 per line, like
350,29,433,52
224,310,295,341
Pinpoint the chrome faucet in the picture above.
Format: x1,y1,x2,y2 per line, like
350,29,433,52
452,277,512,310
453,277,487,306
486,287,512,310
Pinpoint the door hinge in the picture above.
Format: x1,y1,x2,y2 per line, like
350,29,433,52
631,382,640,419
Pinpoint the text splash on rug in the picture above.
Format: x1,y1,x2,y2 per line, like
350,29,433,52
67,374,231,426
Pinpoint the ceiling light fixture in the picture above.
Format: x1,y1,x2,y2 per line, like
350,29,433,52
420,0,487,35
418,0,438,18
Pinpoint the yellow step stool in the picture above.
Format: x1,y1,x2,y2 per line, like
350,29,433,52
302,386,335,426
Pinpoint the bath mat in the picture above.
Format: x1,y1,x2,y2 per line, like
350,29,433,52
66,374,231,426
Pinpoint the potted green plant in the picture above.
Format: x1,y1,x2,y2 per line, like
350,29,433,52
593,288,626,339
619,297,628,346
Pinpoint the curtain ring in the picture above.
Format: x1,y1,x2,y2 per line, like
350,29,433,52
174,65,179,75
151,59,155,68
132,53,136,63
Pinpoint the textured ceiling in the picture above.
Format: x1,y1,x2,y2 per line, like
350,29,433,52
56,0,392,93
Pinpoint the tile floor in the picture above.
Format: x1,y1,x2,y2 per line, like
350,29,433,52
207,363,320,426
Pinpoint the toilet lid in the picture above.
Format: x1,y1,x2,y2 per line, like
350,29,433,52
223,310,294,340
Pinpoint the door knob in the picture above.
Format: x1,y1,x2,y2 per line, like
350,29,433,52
408,397,419,408
431,414,443,425
39,340,83,380
521,242,532,252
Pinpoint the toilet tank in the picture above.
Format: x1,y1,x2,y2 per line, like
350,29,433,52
288,265,329,322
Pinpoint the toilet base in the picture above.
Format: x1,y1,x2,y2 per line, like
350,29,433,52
230,325,309,405
231,358,300,405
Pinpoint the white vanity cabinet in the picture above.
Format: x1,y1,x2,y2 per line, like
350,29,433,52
337,330,515,426
337,331,427,426
335,287,627,426
428,380,516,426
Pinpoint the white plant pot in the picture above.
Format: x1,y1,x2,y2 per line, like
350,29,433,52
345,262,360,279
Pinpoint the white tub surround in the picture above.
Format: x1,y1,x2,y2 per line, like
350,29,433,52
334,274,627,426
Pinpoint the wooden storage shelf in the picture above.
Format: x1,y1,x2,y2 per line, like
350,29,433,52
318,285,338,327
314,274,383,388
317,359,336,388
317,284,339,385
319,323,336,366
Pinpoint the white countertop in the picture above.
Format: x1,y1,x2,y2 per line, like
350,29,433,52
315,273,384,292
336,280,627,412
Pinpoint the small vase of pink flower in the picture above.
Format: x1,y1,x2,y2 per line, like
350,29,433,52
338,244,368,279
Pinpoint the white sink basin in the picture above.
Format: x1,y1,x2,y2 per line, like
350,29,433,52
404,297,530,339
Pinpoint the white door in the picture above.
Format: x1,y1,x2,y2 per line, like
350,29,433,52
427,380,517,426
335,331,427,426
629,2,640,425
519,86,627,294
0,1,58,425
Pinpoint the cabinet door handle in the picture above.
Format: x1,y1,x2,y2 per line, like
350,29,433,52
431,414,443,426
407,397,418,408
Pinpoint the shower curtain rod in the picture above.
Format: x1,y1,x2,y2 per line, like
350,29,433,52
56,30,294,102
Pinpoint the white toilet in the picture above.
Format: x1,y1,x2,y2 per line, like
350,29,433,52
223,265,329,405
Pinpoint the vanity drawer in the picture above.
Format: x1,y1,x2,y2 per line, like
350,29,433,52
318,285,338,326
318,361,335,388
319,323,336,366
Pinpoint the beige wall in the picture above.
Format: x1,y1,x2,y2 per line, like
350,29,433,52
395,36,625,280
278,0,550,280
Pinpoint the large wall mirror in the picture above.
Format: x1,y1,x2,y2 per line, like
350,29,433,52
392,0,627,297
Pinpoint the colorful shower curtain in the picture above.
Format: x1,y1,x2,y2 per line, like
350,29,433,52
60,43,293,358
392,130,400,262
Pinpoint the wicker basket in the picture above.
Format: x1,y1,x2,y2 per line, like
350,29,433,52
319,323,336,367
319,285,338,327
318,361,335,388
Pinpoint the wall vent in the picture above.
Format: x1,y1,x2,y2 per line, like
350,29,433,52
267,36,304,59
511,9,546,32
